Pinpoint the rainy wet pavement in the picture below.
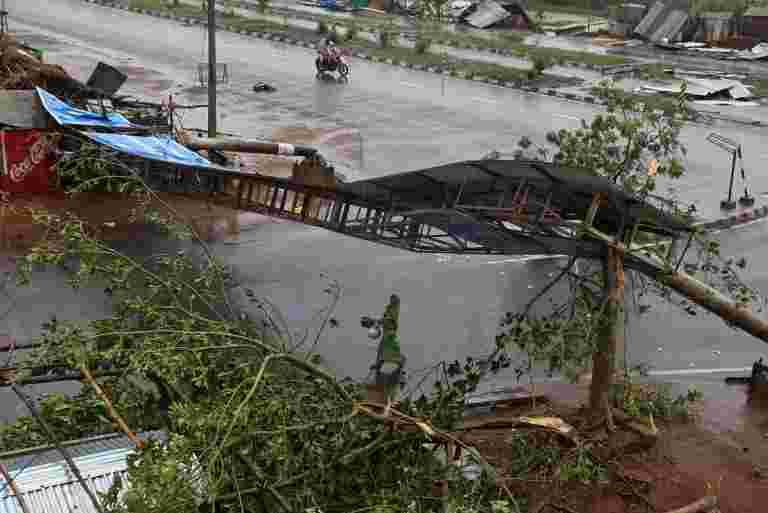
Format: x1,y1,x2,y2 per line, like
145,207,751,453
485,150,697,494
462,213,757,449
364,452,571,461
1,0,768,439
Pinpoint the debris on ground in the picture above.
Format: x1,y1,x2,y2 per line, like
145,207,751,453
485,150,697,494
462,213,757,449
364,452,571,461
0,34,90,100
634,76,756,103
252,81,276,92
456,0,531,30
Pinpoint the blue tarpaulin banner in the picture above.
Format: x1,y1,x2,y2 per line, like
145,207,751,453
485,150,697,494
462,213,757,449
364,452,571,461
36,87,137,129
84,132,222,170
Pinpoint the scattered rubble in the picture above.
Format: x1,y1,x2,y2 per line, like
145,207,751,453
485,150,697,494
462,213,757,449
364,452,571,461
0,34,87,100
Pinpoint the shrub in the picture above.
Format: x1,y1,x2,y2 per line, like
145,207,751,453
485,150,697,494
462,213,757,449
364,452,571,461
344,21,360,42
415,35,432,54
317,19,329,34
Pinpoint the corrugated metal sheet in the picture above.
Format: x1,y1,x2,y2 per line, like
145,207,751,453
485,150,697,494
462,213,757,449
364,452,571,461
0,432,167,513
634,1,689,42
1,432,166,472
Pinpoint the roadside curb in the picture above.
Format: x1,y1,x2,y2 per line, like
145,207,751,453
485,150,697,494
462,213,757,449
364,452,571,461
82,0,764,128
694,204,768,232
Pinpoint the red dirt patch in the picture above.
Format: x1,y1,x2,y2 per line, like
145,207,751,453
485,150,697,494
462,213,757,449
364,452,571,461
466,383,768,512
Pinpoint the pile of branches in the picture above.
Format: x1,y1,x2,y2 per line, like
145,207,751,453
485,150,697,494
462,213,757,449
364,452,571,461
3,187,501,513
0,34,90,100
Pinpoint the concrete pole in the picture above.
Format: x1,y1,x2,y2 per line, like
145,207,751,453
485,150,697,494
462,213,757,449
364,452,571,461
207,0,217,138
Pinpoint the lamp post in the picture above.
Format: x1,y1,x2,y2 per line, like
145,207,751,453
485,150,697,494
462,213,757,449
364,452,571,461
707,132,753,210
207,0,217,138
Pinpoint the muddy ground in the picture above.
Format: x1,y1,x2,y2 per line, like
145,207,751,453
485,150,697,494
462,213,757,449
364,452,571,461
461,383,768,513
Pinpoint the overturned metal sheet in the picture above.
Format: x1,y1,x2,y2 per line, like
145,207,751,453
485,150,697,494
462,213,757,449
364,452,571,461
0,91,48,129
465,0,510,28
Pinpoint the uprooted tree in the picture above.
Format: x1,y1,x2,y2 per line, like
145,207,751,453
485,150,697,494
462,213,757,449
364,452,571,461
503,81,763,426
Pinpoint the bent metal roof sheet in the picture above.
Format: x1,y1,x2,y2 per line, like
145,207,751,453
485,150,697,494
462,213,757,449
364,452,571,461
0,431,166,513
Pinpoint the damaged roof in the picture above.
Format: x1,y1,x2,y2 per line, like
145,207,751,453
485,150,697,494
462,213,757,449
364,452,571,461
640,77,752,99
634,1,689,42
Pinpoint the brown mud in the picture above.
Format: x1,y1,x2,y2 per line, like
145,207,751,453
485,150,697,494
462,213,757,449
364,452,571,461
463,383,768,513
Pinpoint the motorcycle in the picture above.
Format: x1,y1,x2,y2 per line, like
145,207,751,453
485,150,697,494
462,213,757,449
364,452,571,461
315,46,350,80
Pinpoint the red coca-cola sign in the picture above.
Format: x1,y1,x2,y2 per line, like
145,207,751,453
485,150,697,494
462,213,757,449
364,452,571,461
0,129,60,194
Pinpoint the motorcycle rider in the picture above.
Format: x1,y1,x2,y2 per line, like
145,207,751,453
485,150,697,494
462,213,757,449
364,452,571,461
319,38,338,66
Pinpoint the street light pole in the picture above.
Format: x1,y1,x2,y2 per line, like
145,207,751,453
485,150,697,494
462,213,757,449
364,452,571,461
207,0,217,138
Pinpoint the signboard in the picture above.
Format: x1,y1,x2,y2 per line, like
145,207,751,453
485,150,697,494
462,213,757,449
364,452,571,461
0,130,60,194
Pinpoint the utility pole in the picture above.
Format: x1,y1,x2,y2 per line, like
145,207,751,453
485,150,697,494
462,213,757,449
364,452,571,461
1,0,9,36
207,0,217,138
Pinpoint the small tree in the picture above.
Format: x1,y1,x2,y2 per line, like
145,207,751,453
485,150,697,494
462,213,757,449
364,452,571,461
495,81,759,426
527,54,553,80
344,20,360,42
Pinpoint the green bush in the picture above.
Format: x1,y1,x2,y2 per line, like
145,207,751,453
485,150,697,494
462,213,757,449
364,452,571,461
317,19,329,34
415,35,432,54
379,29,393,48
344,21,360,42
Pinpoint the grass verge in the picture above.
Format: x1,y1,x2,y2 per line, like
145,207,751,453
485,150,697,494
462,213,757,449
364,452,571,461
126,0,533,83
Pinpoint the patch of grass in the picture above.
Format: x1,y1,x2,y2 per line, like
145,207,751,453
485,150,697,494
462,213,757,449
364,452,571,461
230,17,290,34
746,78,768,98
611,380,704,422
637,63,673,81
526,0,621,16
128,0,166,9
414,34,432,54
600,87,696,118
519,46,626,66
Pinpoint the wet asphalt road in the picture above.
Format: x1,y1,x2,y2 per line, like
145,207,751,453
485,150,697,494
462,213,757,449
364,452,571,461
2,0,768,421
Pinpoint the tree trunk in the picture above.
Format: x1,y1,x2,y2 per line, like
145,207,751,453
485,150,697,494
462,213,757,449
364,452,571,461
586,226,768,344
589,245,624,425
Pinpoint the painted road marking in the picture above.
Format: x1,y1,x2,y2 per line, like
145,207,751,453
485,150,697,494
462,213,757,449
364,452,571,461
400,82,423,89
554,114,581,121
648,366,751,377
471,97,498,104
482,255,565,265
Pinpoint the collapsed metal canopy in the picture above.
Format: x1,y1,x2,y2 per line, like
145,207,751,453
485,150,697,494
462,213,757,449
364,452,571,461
341,159,691,234
328,159,693,257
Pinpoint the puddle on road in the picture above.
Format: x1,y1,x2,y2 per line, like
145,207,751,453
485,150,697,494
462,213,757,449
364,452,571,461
0,192,280,254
